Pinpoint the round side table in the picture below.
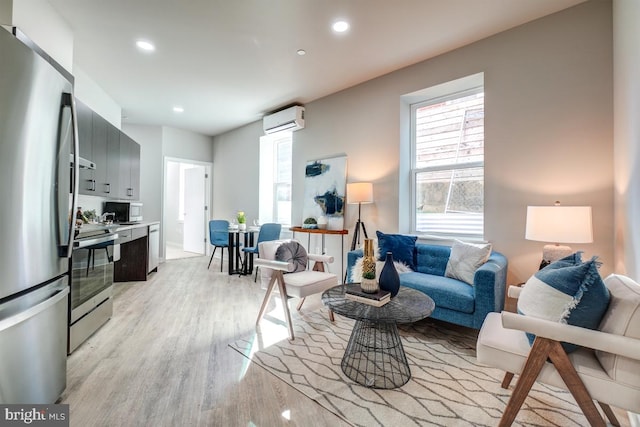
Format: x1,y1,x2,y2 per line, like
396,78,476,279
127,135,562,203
322,284,435,389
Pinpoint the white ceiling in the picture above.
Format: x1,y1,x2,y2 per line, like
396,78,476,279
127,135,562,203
48,0,585,136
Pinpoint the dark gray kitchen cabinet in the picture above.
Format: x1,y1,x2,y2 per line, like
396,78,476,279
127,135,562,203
129,140,140,199
91,113,108,195
74,98,140,201
103,124,120,197
118,133,140,199
76,100,95,195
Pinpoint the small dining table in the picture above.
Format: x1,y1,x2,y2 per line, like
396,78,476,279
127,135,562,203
227,227,258,275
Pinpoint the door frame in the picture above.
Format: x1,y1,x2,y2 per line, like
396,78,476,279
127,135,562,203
162,156,212,259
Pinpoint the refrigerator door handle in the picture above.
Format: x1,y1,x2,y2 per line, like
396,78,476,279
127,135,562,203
0,287,69,333
58,93,79,258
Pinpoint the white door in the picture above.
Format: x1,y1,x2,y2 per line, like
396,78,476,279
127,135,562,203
183,166,205,254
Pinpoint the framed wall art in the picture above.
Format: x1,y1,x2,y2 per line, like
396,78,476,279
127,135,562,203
302,155,347,230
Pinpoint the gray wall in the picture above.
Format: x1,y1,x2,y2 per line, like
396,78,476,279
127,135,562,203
212,1,614,283
613,0,640,281
123,123,214,258
212,121,262,222
164,162,181,244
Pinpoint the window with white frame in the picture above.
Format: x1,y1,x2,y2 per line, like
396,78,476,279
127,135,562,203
411,87,484,238
259,132,292,226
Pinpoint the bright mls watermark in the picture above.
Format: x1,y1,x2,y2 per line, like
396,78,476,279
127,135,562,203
1,405,68,426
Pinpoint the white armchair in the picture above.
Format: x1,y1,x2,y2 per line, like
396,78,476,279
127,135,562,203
254,240,338,340
477,274,640,426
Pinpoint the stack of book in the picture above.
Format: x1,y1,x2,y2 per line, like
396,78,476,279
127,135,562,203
345,286,391,307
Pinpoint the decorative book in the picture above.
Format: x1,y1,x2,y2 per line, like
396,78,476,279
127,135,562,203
345,285,391,306
345,292,390,307
346,286,390,300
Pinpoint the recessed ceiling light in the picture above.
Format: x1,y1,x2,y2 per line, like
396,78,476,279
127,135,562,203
136,40,155,52
296,49,306,56
332,20,350,33
173,106,184,113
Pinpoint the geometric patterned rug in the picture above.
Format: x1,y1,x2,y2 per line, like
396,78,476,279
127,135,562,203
230,308,587,426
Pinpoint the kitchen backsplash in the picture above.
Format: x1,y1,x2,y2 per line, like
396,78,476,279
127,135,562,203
77,194,106,217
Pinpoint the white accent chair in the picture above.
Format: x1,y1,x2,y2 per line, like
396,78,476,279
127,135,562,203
254,240,338,340
477,274,640,426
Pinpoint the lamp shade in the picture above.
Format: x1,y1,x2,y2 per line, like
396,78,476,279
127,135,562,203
525,205,593,244
347,182,373,204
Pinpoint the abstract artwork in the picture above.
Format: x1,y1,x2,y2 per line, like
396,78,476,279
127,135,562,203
302,155,347,230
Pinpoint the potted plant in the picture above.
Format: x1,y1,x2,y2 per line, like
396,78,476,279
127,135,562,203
237,211,246,230
302,217,318,229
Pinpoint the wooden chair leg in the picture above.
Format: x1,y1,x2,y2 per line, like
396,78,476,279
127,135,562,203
546,340,605,427
598,402,620,427
296,297,306,311
329,310,335,322
499,338,555,426
274,272,294,340
500,337,606,427
256,275,277,326
501,372,514,389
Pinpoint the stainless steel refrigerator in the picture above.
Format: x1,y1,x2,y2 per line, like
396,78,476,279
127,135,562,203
0,26,78,403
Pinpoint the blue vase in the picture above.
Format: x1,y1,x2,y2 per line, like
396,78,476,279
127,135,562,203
379,251,400,297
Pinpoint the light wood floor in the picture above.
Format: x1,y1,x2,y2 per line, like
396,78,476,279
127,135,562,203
61,255,633,427
60,255,349,427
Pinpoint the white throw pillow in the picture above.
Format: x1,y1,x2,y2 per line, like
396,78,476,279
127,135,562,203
444,240,492,285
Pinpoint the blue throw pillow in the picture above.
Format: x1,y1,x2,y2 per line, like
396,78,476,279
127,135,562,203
376,231,417,270
517,254,610,353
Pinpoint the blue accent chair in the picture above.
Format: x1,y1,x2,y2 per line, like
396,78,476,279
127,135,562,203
208,220,230,271
242,223,282,280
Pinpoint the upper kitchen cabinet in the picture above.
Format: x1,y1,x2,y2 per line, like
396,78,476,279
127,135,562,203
105,125,121,197
118,133,141,200
76,100,95,195
91,113,108,195
74,99,140,201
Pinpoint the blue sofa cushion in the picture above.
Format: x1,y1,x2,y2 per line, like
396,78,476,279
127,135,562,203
376,231,417,270
415,244,450,276
401,272,475,314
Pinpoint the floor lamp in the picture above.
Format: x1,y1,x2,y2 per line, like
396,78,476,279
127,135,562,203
347,182,373,251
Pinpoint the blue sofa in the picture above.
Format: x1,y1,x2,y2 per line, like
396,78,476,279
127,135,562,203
347,243,508,329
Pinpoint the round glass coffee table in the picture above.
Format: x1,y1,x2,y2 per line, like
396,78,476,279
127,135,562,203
321,284,435,389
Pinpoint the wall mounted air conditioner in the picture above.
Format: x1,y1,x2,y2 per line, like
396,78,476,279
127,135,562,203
263,105,305,134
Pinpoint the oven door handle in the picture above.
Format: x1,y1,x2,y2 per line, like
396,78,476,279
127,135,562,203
74,233,118,249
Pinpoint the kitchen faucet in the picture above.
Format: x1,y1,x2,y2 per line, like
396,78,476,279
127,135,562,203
101,212,116,223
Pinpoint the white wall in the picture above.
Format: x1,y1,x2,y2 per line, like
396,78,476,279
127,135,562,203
164,162,181,244
8,0,73,72
74,66,122,129
613,0,640,281
162,126,214,161
122,124,163,223
212,1,614,284
212,121,262,223
123,123,214,258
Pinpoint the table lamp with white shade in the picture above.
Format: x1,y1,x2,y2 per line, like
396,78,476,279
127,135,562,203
525,202,593,269
347,182,373,251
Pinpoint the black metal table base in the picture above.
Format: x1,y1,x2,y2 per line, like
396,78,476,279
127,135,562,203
341,319,410,389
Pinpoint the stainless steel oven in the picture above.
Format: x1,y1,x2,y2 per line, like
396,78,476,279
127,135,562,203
69,229,119,353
